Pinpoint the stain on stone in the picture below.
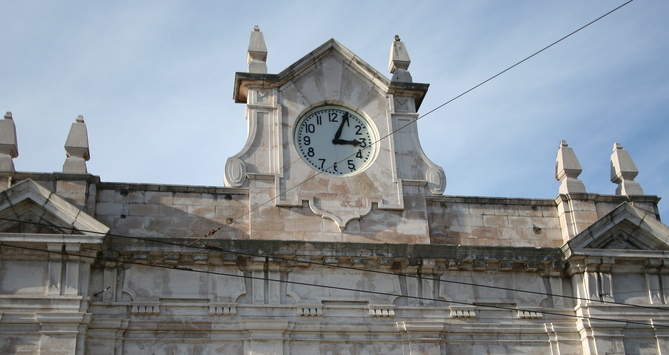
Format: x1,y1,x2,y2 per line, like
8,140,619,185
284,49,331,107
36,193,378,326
533,225,542,234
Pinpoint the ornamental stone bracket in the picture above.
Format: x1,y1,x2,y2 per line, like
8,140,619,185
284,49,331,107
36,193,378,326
295,304,323,317
449,305,476,318
308,196,373,232
209,303,237,316
517,308,544,319
368,304,396,317
131,302,160,315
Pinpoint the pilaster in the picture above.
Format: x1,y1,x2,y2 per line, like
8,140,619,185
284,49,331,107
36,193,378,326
101,261,119,302
567,258,589,305
547,261,566,308
249,256,265,304
240,320,293,355
47,243,64,295
646,259,664,304
653,320,669,355
86,318,129,355
662,260,669,305
267,257,281,305
556,194,598,243
419,259,438,306
576,319,626,355
599,257,615,303
64,244,81,296
400,259,420,306
37,312,89,355
396,321,444,355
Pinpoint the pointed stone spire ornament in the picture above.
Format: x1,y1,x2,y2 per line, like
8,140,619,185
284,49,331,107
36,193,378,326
247,25,268,74
555,140,586,194
388,35,412,83
63,115,90,174
0,112,19,172
610,142,643,195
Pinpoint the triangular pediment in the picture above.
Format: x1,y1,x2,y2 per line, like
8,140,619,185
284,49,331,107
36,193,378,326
0,179,109,235
234,39,429,107
564,203,669,255
277,39,391,87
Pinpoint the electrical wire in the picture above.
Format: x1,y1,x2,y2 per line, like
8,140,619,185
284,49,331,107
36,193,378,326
0,0,650,332
1,215,667,313
2,242,667,330
86,1,641,310
224,0,636,223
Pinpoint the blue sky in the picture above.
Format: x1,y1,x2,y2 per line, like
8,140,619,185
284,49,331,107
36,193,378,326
1,1,668,219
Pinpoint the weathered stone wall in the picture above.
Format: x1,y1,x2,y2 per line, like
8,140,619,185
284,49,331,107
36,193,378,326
93,184,249,240
81,239,573,355
428,196,563,247
1,28,666,355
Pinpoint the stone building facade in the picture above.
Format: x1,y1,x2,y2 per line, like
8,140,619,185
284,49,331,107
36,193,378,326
0,28,667,354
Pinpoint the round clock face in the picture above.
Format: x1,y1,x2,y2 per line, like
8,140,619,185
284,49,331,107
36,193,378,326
295,106,376,175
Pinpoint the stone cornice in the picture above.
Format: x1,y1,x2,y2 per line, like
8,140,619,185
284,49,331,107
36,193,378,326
106,237,563,263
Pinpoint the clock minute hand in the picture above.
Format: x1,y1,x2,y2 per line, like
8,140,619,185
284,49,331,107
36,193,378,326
332,112,349,144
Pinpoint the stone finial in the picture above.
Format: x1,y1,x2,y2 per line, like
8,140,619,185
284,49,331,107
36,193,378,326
0,111,19,172
247,25,268,74
388,35,412,83
555,140,586,194
610,142,643,195
63,115,90,174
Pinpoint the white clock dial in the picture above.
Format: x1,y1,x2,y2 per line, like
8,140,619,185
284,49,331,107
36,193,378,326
295,106,376,175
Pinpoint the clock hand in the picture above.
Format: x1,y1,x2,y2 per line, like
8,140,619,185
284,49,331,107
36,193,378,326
332,112,348,144
332,139,361,146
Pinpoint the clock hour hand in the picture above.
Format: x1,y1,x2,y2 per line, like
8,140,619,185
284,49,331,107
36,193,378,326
332,112,349,143
332,139,361,146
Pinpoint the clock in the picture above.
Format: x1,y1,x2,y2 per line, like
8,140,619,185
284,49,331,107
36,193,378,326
295,106,377,175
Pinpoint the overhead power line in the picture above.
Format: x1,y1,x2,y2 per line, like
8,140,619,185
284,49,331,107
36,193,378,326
225,0,636,224
0,0,649,335
0,0,648,316
2,215,667,313
3,242,667,331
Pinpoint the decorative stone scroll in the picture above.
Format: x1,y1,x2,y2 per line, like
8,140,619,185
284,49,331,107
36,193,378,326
426,166,446,195
225,157,247,187
308,196,372,232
